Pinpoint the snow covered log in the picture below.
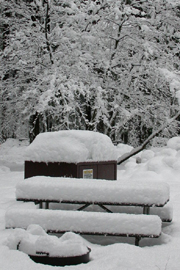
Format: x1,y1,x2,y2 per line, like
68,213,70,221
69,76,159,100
5,209,162,246
16,176,170,207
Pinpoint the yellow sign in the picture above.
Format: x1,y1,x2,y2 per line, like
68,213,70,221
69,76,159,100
83,169,93,179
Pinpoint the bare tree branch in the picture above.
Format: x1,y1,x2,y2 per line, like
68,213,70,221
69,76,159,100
117,111,180,165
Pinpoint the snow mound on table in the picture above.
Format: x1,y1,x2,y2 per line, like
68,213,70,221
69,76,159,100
24,130,118,163
6,225,89,257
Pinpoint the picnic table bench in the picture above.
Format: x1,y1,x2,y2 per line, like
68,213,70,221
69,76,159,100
6,208,161,246
5,176,170,246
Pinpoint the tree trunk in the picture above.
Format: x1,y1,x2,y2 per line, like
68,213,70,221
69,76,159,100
45,1,53,64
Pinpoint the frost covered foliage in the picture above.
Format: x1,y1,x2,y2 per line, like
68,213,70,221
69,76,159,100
0,0,180,145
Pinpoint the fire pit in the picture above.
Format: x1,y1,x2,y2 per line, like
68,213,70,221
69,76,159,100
6,225,91,266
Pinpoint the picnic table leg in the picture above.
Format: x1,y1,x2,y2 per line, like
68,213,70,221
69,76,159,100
135,236,141,246
39,202,43,209
39,202,49,209
143,206,150,215
45,202,49,209
77,203,91,211
98,204,113,213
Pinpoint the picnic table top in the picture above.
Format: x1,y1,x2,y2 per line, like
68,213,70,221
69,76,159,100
16,176,170,207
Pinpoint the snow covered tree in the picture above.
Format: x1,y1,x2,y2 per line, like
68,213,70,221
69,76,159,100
0,0,55,140
0,0,180,146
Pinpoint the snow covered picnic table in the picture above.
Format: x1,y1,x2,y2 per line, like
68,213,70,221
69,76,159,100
5,176,170,246
16,176,170,215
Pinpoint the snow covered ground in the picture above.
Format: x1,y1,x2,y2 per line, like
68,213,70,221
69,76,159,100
1,136,180,269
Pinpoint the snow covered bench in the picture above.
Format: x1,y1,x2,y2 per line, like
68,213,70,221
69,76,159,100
16,176,170,219
5,208,162,246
